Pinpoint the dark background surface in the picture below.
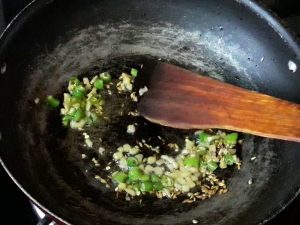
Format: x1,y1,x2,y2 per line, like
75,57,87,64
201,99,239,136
1,0,300,224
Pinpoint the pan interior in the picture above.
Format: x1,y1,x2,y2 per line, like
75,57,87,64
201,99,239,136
17,23,278,225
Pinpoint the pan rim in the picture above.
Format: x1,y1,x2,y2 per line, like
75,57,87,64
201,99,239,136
0,0,72,224
0,0,300,224
234,2,300,224
0,157,71,225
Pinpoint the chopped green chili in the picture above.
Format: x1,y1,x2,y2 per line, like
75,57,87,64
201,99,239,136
130,68,138,77
198,132,211,144
127,157,139,167
69,77,80,86
113,172,128,183
62,115,73,126
224,133,238,145
150,174,161,183
94,79,104,90
199,161,207,170
47,95,60,108
183,156,200,168
140,174,150,182
153,182,164,191
224,154,237,165
131,182,140,190
71,85,85,98
140,181,153,192
128,167,144,181
73,109,85,122
99,72,112,83
207,161,218,172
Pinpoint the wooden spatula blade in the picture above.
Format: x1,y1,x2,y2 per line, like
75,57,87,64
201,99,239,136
138,62,300,142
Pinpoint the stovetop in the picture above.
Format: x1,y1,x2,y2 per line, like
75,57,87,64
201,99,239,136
1,0,300,224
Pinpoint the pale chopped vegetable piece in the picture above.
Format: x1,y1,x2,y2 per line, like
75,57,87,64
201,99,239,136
34,97,40,104
138,86,148,96
127,124,136,135
99,147,105,154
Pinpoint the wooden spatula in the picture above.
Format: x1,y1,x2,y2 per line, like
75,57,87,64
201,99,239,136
136,62,300,142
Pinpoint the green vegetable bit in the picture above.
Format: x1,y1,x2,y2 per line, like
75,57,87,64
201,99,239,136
153,182,164,191
73,109,85,122
99,72,112,83
161,176,173,187
140,174,150,182
62,115,73,126
71,85,85,98
150,174,161,183
198,132,211,144
128,167,144,181
140,181,153,192
224,154,237,165
113,172,128,183
224,133,238,145
94,79,104,90
207,161,218,172
70,96,80,104
183,156,200,168
47,95,60,108
199,161,207,170
69,77,81,86
130,68,138,77
131,182,141,191
127,157,139,167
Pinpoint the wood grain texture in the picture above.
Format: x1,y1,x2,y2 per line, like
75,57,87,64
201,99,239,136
138,62,300,142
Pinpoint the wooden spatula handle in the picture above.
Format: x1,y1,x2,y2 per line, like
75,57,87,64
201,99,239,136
138,63,300,142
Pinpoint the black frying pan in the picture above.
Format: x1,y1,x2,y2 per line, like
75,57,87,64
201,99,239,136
1,0,300,224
